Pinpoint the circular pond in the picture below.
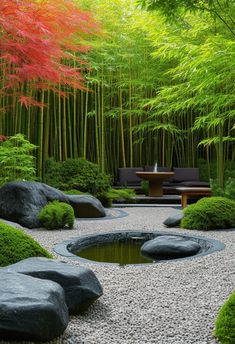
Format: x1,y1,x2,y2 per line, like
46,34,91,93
54,231,225,266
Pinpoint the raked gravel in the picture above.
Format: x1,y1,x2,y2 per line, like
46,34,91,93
0,206,234,344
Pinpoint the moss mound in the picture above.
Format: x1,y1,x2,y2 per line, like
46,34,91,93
181,197,235,230
38,201,75,230
215,292,235,344
0,221,52,267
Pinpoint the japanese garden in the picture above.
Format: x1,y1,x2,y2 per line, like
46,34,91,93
0,0,234,343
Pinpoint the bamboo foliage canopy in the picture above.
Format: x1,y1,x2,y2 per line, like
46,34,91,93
0,0,234,182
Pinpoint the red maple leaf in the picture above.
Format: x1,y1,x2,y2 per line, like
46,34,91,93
0,0,99,107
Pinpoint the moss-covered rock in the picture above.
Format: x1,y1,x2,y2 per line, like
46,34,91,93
0,221,52,267
215,292,235,344
181,197,235,230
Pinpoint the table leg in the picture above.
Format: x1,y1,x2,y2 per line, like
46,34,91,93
149,181,163,197
181,192,187,208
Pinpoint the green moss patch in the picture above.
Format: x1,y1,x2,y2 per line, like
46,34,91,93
0,221,52,267
181,197,235,230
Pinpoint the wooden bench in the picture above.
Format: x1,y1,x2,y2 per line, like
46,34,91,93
176,187,212,208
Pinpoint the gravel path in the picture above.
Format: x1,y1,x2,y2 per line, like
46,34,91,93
1,206,234,344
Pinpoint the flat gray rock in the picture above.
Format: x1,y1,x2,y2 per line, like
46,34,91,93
163,212,185,227
67,194,106,218
141,235,201,259
2,257,103,314
0,271,69,341
0,181,105,228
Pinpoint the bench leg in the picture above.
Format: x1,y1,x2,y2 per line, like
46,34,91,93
181,193,187,208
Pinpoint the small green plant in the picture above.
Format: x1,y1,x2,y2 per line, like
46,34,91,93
106,188,136,201
215,292,235,344
0,221,52,266
0,133,37,186
211,177,235,201
38,201,75,230
64,188,135,207
63,189,90,196
181,197,235,230
141,180,149,196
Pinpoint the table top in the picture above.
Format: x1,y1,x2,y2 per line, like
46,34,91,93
176,187,212,192
136,172,175,175
136,172,175,181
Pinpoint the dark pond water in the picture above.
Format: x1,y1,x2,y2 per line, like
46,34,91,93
75,238,154,265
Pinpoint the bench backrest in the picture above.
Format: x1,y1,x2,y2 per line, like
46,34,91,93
118,167,144,185
173,168,200,182
144,166,172,172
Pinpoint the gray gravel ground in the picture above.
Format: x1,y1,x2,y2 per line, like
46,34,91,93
1,206,234,344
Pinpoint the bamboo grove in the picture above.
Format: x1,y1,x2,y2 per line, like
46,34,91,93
0,0,234,183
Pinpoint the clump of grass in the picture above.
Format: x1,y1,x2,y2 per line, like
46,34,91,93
106,188,136,201
38,201,75,230
0,221,52,267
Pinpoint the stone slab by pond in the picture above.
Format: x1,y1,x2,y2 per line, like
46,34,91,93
141,235,201,259
0,271,69,342
2,257,103,315
0,181,105,228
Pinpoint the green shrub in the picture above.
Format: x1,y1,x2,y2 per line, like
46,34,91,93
224,178,235,200
215,292,235,344
0,221,52,267
141,180,149,196
44,158,112,197
181,197,235,230
62,158,112,195
211,177,235,201
38,201,75,230
0,133,37,186
96,192,113,208
43,158,64,189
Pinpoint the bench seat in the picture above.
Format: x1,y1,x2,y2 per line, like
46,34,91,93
176,187,212,208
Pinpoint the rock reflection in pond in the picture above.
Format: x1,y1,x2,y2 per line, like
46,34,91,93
75,238,153,265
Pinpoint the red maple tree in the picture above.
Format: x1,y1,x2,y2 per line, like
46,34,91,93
0,0,98,107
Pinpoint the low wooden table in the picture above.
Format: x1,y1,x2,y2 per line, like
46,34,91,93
136,172,175,197
176,187,212,208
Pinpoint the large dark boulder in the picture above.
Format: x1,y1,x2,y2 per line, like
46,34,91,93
0,181,105,228
67,194,106,218
163,212,185,227
141,235,201,260
0,271,69,341
2,257,103,314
